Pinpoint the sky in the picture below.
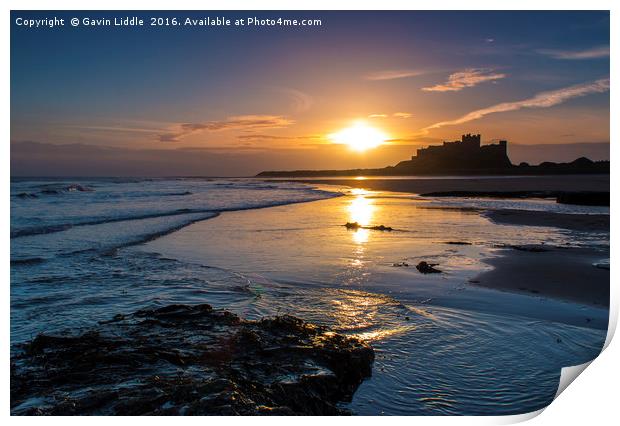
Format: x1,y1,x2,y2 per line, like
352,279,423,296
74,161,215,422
11,11,610,176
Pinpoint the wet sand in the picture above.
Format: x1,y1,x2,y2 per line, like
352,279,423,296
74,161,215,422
289,175,609,194
473,246,609,307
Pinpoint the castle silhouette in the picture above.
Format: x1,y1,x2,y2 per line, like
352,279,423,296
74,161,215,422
395,134,511,171
257,133,608,177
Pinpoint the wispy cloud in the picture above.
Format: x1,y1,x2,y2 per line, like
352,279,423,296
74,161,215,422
276,87,313,112
159,115,293,142
537,46,609,60
422,78,609,132
365,69,427,81
236,134,292,142
237,134,324,143
63,125,162,134
368,112,412,119
422,68,506,92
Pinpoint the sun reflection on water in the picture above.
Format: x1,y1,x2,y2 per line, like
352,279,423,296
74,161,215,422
347,189,375,244
327,289,418,341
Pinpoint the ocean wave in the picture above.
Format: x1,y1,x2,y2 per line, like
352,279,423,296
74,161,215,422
11,224,74,238
10,257,46,266
10,191,341,239
10,209,205,238
97,212,221,255
13,183,94,199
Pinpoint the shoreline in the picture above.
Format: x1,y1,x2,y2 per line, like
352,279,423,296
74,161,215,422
287,175,610,194
143,183,610,312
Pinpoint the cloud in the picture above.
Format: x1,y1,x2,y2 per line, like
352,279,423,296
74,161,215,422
365,69,427,81
422,68,506,92
237,134,325,143
64,125,161,134
158,115,293,142
368,112,412,119
422,77,609,132
237,134,290,141
276,88,313,112
537,46,609,60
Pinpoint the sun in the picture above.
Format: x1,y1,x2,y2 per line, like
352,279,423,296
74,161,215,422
329,121,388,152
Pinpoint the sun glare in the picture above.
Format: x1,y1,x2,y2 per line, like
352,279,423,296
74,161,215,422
329,121,388,152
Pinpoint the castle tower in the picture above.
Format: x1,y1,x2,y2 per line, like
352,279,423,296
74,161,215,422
461,133,481,149
498,140,507,155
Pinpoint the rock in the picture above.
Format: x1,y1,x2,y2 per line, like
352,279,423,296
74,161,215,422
392,262,409,267
444,241,472,245
556,192,609,206
343,222,393,231
494,244,549,253
11,304,374,416
369,225,393,231
419,190,610,206
344,222,362,230
508,245,549,253
416,261,441,274
594,262,610,270
65,184,94,192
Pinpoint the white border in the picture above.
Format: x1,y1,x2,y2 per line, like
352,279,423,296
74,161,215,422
3,1,617,424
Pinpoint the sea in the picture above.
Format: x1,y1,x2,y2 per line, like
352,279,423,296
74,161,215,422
10,177,610,415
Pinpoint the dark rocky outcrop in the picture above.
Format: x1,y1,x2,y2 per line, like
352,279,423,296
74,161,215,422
416,261,441,274
344,222,393,231
11,304,374,415
502,244,550,253
419,190,609,207
344,222,362,230
368,225,393,231
556,192,609,206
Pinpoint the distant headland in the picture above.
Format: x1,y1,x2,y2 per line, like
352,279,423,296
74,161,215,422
256,134,609,177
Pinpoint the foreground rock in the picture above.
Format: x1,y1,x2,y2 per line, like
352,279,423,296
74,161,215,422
11,304,374,415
